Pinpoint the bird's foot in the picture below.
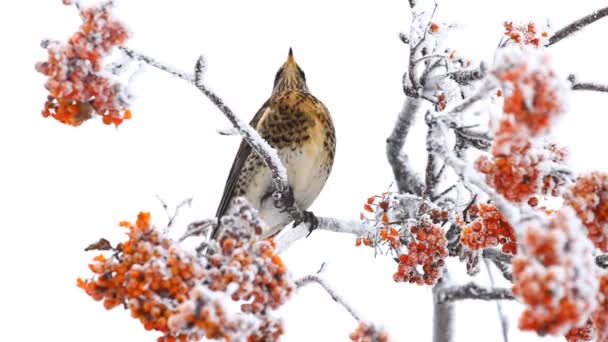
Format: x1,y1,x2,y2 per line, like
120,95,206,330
273,187,295,213
294,210,319,237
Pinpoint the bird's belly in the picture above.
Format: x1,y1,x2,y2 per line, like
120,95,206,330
282,142,329,210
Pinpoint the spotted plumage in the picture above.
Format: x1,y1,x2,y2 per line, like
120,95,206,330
212,48,335,239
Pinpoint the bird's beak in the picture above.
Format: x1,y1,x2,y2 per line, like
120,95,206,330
287,47,295,64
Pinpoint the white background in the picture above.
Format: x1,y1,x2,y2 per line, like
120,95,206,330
1,0,607,341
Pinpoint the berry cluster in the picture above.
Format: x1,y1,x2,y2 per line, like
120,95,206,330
497,61,562,135
78,212,203,340
358,193,402,249
358,195,448,286
512,208,598,336
458,202,517,254
565,319,595,342
349,322,389,342
36,2,131,126
478,41,568,202
476,119,567,202
592,273,608,342
565,273,608,342
564,172,608,252
79,198,293,342
503,21,549,47
394,216,447,285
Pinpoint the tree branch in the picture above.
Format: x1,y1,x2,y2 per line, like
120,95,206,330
296,270,361,322
274,217,374,253
484,259,510,342
433,271,454,342
547,6,608,47
119,47,307,228
386,98,425,195
435,282,515,304
568,74,608,93
482,248,513,282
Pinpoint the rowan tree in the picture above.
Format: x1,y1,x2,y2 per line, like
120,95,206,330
36,1,608,341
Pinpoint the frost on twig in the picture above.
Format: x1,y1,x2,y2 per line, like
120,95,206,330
435,282,515,304
568,74,608,93
274,217,374,253
295,264,361,322
547,6,608,47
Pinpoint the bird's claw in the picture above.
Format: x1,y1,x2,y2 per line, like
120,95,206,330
293,211,319,237
274,187,295,213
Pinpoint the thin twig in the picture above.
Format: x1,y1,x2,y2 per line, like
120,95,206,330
568,74,608,93
435,282,515,304
547,6,608,47
296,273,361,321
484,259,510,342
156,196,192,234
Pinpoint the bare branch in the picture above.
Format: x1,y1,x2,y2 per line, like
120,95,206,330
386,99,425,195
448,65,486,85
484,259,510,342
482,248,513,282
156,196,192,234
296,272,361,322
118,46,192,81
435,282,515,304
433,271,454,342
547,6,608,47
568,74,608,93
275,217,374,253
425,112,439,198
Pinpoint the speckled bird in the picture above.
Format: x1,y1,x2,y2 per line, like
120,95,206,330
211,48,335,239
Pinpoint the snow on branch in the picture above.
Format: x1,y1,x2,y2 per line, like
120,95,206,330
274,217,375,253
386,98,425,195
568,74,608,93
435,282,515,304
547,6,608,47
295,265,361,322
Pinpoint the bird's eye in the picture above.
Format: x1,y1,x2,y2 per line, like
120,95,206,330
297,67,306,81
274,67,284,85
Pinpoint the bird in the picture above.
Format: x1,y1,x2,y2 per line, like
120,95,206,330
211,48,335,240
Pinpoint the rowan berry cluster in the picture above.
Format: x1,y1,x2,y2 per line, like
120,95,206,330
349,322,390,342
565,273,608,342
358,192,402,249
458,202,517,254
564,172,608,252
512,208,598,336
79,198,293,341
36,1,131,126
476,119,567,202
503,21,549,47
477,41,568,202
394,216,447,285
78,212,203,340
394,203,448,286
497,60,563,135
358,194,448,285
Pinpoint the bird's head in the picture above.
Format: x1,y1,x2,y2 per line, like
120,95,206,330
272,48,309,94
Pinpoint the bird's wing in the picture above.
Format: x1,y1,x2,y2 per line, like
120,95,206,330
211,100,271,240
